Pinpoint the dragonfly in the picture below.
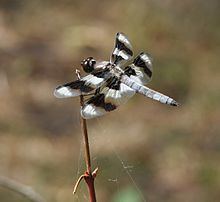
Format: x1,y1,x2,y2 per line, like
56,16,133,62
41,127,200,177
54,32,179,119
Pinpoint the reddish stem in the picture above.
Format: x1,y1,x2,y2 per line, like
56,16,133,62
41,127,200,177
73,70,97,202
84,172,96,202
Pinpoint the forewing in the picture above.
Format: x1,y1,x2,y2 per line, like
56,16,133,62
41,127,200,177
54,68,111,98
124,52,153,85
110,32,133,66
81,76,135,119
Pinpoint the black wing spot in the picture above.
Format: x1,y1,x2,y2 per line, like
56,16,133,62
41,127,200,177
63,80,93,93
115,38,133,56
112,55,124,65
124,66,137,76
133,55,152,77
106,76,121,90
87,93,116,112
105,103,116,111
92,68,110,79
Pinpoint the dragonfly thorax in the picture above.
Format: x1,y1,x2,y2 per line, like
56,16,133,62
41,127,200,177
111,65,124,78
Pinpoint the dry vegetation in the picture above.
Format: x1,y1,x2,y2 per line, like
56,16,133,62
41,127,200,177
0,0,220,201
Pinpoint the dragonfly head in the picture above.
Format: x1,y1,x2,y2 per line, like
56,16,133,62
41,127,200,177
81,57,96,73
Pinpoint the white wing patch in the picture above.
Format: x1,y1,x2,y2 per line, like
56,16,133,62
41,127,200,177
81,104,106,119
112,48,130,61
103,83,135,106
54,86,81,98
81,74,104,88
118,33,133,50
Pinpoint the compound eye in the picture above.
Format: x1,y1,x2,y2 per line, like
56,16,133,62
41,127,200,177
89,59,96,67
81,57,96,73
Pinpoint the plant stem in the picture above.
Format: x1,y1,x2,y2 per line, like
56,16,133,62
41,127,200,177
0,176,46,202
79,99,91,173
73,70,97,202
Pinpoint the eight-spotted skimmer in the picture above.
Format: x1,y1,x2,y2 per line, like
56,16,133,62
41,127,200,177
54,32,179,119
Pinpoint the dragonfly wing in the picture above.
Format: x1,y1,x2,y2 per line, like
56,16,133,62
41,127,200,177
124,52,153,85
54,68,111,98
81,76,135,119
110,32,133,66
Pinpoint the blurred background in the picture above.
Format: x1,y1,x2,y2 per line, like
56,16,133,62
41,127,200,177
0,0,220,201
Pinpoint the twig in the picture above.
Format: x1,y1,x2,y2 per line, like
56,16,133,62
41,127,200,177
73,69,98,202
0,176,46,202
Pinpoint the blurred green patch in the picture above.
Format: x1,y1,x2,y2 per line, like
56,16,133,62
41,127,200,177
197,164,220,188
112,186,142,202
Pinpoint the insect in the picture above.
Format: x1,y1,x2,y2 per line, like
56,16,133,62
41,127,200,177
54,32,179,119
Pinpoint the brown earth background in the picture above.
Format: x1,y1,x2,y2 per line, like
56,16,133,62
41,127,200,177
0,0,220,201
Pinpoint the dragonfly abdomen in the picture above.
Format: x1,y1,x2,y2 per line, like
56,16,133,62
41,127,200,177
121,75,179,106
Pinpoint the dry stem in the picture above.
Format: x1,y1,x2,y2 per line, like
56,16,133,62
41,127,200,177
0,176,46,202
73,69,98,202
